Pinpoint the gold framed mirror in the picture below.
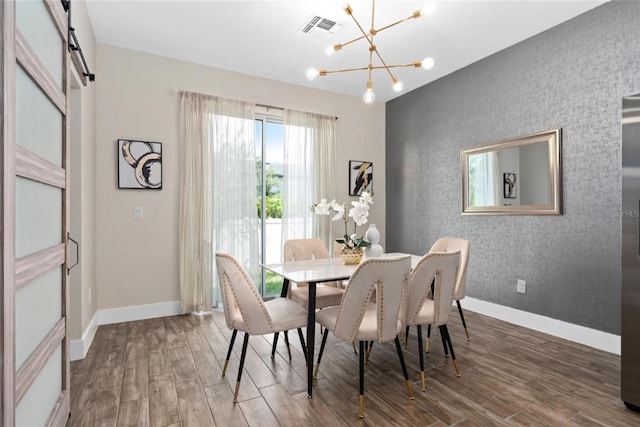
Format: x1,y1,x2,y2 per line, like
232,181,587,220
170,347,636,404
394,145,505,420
461,128,562,215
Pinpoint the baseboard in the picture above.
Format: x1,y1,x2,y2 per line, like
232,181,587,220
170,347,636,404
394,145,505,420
98,300,182,325
462,297,621,355
70,301,182,360
71,297,620,360
70,311,98,361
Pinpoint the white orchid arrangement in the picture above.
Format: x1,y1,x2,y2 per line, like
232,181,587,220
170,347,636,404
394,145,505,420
311,191,374,249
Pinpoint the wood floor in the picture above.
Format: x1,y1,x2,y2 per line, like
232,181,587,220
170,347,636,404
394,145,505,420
67,309,639,426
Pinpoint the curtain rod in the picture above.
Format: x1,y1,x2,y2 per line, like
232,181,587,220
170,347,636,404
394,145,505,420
256,103,283,111
256,103,338,121
175,91,338,121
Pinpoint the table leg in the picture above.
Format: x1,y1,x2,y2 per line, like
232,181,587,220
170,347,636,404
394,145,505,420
280,278,290,298
307,281,317,398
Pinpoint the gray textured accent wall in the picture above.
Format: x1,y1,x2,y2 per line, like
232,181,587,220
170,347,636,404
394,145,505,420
386,1,640,334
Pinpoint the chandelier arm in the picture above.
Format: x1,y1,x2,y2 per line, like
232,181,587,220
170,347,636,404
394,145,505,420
371,0,376,33
347,8,376,51
322,63,419,75
336,6,421,50
322,66,372,74
378,62,422,70
339,34,367,49
371,49,396,80
374,13,421,34
368,49,374,84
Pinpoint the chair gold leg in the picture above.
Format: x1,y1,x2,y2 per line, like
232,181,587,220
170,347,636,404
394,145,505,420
222,359,229,377
420,371,426,392
405,380,415,400
359,395,364,419
365,344,373,363
352,342,357,354
233,381,241,403
425,338,430,353
464,327,470,341
453,359,461,377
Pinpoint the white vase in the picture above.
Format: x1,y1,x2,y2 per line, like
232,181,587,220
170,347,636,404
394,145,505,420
363,224,384,258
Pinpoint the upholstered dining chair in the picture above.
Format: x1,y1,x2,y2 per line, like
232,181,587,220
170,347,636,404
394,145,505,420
313,255,413,418
404,251,461,392
271,239,345,358
215,252,308,403
284,238,344,308
429,237,471,341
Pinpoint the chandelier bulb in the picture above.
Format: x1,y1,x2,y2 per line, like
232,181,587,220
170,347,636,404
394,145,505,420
421,57,435,70
421,3,436,17
363,88,376,104
326,44,342,56
306,67,320,80
392,80,404,93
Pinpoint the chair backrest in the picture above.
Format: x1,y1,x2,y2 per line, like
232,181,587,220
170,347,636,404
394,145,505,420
429,237,470,300
405,251,460,327
284,239,340,287
215,252,274,335
333,241,343,257
333,256,411,343
283,238,330,261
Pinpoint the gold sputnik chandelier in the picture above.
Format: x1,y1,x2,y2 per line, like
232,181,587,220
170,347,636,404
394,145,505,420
306,0,435,103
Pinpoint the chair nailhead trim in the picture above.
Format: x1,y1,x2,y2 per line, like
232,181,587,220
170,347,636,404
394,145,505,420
221,254,274,334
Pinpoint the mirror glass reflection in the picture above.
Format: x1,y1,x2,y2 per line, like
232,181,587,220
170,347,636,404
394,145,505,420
461,129,561,215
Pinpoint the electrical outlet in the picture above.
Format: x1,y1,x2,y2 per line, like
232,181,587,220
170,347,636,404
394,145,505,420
133,206,143,219
517,279,526,294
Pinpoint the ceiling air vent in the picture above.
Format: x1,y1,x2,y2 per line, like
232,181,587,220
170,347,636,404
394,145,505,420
298,15,342,35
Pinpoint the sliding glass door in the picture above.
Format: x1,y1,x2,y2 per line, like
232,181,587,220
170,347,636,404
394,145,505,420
255,117,284,297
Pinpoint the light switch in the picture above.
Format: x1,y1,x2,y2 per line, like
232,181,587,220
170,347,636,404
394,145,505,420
133,207,143,219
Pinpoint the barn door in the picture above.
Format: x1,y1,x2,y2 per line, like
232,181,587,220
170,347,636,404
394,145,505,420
1,0,71,425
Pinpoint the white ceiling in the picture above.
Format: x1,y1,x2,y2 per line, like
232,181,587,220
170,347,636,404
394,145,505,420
85,0,607,102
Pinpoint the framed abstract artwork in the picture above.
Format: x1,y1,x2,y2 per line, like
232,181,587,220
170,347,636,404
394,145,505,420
117,139,163,189
349,160,373,196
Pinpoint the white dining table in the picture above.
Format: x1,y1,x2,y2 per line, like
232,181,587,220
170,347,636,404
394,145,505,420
262,253,421,398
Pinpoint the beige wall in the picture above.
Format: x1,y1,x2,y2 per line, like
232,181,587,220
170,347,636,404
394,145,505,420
69,0,97,340
95,44,386,310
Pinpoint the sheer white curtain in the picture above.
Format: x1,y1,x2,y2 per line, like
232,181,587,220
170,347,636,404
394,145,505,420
471,151,502,206
282,110,336,252
179,91,258,313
